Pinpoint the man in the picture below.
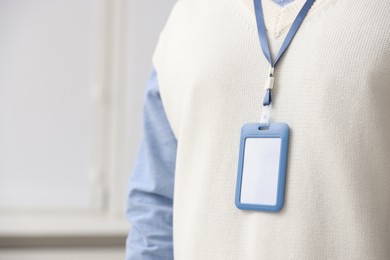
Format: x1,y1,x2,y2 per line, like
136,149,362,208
126,0,390,259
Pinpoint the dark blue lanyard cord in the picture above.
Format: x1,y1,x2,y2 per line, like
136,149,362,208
254,0,315,105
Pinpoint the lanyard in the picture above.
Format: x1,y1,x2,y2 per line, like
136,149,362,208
254,0,315,123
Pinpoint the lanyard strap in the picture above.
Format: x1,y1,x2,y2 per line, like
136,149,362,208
254,0,315,110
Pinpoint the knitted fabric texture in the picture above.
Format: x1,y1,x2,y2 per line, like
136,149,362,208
153,0,390,258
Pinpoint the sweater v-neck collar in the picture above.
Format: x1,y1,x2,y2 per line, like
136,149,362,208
235,0,332,38
263,0,308,37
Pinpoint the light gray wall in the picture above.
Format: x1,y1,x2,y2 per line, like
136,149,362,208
0,0,176,258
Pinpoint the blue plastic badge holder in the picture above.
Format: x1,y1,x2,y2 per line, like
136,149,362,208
235,122,289,212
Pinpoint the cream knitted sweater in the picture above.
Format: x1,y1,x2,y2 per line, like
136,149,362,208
153,0,390,259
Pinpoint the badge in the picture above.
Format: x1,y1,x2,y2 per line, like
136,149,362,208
235,122,289,212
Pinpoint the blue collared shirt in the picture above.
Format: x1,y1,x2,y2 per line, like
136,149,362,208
126,69,177,259
126,1,296,259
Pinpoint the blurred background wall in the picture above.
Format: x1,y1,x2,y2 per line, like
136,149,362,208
0,0,176,259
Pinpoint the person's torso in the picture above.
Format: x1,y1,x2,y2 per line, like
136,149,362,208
153,0,390,258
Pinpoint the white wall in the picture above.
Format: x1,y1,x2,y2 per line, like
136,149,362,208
0,0,176,258
0,0,97,210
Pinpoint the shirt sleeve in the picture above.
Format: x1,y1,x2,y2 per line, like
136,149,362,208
126,68,177,260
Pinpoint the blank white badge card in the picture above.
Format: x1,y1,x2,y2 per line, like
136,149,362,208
241,138,281,205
